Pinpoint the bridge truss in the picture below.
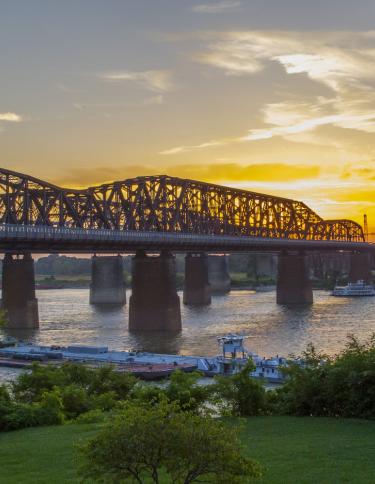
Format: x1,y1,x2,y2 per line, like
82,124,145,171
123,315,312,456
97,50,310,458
0,168,364,242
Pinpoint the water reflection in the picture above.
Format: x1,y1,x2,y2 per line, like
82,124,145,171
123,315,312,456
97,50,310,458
1,288,375,358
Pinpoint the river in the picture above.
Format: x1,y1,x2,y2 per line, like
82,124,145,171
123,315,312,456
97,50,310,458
1,288,374,382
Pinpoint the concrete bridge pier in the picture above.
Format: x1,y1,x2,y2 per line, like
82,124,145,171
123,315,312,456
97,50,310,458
183,253,211,305
277,251,313,305
1,253,39,328
349,252,372,283
90,255,126,305
129,250,181,331
208,255,231,294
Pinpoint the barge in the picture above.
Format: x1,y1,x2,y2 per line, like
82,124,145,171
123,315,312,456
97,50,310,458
0,334,294,383
0,344,198,380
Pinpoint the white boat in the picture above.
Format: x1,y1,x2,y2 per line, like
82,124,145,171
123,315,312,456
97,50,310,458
332,280,375,297
203,333,289,383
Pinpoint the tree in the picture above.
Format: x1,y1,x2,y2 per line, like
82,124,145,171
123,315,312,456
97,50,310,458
80,401,262,483
211,361,269,416
130,369,210,413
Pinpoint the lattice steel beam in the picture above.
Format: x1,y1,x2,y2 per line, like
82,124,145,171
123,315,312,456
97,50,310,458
0,168,364,242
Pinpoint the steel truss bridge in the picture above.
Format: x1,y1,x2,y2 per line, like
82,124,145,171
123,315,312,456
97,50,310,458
0,167,370,253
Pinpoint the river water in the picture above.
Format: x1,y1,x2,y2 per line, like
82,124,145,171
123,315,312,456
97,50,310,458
1,288,375,382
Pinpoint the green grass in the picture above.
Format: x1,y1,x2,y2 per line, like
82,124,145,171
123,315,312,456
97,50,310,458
241,417,375,484
0,417,375,483
0,423,100,483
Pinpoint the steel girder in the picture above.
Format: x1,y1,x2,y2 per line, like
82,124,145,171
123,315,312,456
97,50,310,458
0,168,364,242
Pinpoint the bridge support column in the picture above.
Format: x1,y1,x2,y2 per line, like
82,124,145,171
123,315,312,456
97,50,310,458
277,252,313,305
90,255,126,305
183,253,211,305
1,253,39,328
129,251,181,331
208,255,231,294
349,252,372,283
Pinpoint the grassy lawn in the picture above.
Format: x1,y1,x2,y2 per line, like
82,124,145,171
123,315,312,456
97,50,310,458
242,417,375,484
0,423,100,484
0,417,375,483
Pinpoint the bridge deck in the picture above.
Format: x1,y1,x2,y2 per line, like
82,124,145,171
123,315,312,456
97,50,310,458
0,224,372,253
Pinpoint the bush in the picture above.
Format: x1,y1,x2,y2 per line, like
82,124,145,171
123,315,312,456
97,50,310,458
1,363,138,432
130,369,211,413
274,335,375,418
74,409,106,424
59,384,91,419
12,363,66,403
1,390,64,431
211,361,269,416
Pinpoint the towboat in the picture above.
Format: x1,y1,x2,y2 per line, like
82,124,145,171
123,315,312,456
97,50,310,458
201,334,289,383
332,280,375,297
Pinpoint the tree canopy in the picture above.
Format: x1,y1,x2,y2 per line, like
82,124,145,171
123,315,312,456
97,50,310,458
80,401,262,484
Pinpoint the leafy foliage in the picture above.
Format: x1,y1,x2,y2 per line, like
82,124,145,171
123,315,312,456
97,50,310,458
130,369,210,413
211,361,269,416
274,335,375,418
12,362,137,404
0,362,137,431
0,389,65,431
80,401,262,483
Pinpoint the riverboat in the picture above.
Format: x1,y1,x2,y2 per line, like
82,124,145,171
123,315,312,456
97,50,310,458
332,280,375,297
201,334,288,383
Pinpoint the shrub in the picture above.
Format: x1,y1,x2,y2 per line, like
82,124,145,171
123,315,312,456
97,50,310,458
274,335,375,418
130,369,211,413
74,409,106,424
59,384,91,419
211,361,269,416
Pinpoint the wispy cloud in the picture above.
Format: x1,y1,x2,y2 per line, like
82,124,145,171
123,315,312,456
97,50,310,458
0,112,22,122
99,70,173,93
243,103,375,141
187,31,375,149
195,31,375,87
192,1,241,14
57,83,85,94
160,140,224,155
73,95,165,110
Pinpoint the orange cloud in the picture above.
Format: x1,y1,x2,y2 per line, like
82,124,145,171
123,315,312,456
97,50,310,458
52,162,320,188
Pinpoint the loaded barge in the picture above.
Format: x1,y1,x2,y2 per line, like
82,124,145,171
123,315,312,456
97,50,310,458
0,344,198,380
0,334,293,382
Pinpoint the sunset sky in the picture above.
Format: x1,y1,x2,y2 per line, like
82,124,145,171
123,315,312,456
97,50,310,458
1,1,375,228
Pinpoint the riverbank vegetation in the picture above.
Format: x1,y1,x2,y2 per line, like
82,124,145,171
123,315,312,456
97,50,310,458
0,364,137,431
1,334,375,432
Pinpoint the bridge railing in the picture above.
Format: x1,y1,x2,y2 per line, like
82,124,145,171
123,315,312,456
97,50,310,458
0,223,371,252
